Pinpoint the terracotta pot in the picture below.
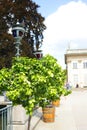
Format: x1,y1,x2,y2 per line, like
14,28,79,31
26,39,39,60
52,99,60,107
42,105,55,123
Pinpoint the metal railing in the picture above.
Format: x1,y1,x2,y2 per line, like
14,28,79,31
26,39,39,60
0,105,12,130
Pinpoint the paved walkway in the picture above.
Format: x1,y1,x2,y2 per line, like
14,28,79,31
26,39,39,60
31,89,87,130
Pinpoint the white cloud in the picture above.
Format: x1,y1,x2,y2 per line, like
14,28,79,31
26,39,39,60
42,1,87,68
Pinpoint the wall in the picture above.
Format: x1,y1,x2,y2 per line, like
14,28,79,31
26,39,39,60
66,54,87,88
12,105,28,130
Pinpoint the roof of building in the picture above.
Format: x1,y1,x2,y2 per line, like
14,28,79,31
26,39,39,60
66,48,87,54
65,49,87,64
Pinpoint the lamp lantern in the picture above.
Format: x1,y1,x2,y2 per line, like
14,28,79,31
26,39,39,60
33,50,43,59
12,22,25,57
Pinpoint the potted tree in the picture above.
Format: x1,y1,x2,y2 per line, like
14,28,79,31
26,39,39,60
52,70,67,107
0,56,58,128
39,55,68,121
0,57,46,130
0,55,70,128
41,55,71,108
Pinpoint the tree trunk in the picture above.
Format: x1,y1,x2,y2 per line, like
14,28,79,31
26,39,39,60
27,115,32,130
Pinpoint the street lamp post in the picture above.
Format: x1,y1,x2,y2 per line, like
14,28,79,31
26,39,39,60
12,22,43,59
12,22,25,57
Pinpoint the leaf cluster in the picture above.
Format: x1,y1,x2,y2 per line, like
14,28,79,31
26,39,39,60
0,55,68,115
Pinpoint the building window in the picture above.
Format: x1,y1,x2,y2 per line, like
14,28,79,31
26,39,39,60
73,74,78,87
73,62,77,69
84,74,87,87
83,62,87,68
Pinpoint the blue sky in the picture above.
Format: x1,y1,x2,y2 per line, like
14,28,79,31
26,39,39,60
34,0,87,17
34,0,87,68
34,0,69,17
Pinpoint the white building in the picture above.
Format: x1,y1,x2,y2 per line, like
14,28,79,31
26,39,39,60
65,48,87,88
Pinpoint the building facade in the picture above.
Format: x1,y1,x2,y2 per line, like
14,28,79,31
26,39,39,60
65,48,87,88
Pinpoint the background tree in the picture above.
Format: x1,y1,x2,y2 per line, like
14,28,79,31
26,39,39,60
0,0,46,69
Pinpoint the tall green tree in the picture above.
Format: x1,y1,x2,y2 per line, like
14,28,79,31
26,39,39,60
0,55,67,130
0,0,46,69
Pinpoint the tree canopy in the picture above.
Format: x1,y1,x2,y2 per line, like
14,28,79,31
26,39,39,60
0,0,46,69
0,55,67,113
0,55,70,130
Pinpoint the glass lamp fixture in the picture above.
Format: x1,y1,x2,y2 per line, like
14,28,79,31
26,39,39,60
12,22,25,57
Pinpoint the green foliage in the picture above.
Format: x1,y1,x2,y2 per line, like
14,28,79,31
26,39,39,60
0,68,10,94
64,89,72,96
0,55,68,115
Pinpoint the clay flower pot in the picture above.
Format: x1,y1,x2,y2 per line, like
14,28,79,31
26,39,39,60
42,105,55,123
52,99,60,107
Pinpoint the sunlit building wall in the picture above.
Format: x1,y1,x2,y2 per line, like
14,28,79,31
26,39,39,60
65,49,87,88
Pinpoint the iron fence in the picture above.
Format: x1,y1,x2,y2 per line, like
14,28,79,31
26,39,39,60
0,105,12,130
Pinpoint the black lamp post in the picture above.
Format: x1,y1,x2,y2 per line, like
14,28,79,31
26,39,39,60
12,22,25,57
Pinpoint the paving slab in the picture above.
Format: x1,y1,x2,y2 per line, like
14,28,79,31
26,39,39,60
30,89,87,130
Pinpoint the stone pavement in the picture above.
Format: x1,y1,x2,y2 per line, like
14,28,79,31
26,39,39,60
30,88,87,130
